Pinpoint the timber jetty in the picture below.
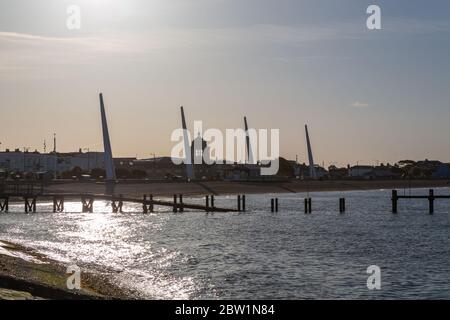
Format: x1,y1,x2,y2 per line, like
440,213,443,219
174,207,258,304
0,181,241,213
0,193,241,214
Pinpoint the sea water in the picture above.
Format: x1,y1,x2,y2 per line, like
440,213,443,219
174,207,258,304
0,188,449,299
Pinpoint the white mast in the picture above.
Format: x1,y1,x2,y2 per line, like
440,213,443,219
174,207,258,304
180,106,194,180
99,93,116,181
244,116,255,165
305,124,317,179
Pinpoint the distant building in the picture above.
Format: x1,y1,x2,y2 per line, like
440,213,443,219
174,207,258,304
328,165,348,179
0,149,135,178
132,156,226,180
0,149,56,173
291,162,328,179
314,166,328,179
371,166,401,179
191,133,210,165
223,164,261,181
348,165,374,178
132,157,185,179
433,163,450,179
189,133,221,179
56,151,105,173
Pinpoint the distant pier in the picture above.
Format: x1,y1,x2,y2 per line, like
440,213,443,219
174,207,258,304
0,193,240,214
2,182,448,215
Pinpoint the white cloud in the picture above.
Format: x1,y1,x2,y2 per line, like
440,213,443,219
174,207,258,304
351,101,369,108
0,31,145,79
0,25,346,78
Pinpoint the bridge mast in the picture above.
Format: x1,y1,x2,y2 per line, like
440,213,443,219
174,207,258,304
99,93,116,181
244,116,254,164
180,106,194,180
305,124,317,180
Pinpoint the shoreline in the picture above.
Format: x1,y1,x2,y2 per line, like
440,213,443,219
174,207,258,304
0,240,132,300
2,179,449,299
41,179,450,198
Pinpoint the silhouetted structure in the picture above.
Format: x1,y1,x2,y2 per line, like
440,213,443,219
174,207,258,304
99,93,116,181
305,125,317,179
180,106,194,180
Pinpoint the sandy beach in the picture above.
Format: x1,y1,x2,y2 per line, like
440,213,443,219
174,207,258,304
42,179,450,198
0,240,131,300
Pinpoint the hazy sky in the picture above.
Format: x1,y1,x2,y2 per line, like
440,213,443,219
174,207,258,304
1,0,450,166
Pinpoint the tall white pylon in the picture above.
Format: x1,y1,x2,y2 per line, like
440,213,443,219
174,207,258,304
180,106,194,180
305,124,317,180
244,116,255,164
99,93,116,181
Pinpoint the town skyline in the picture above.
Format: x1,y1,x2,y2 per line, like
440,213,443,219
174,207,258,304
1,0,450,166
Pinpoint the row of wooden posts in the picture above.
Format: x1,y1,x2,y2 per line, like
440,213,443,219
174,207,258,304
391,189,440,214
0,196,121,214
269,197,346,213
0,190,443,214
0,194,350,214
0,194,246,214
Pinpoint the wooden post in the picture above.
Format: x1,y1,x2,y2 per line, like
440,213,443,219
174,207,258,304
24,197,36,213
119,195,123,213
392,190,398,214
339,198,346,213
211,195,215,208
173,194,178,213
53,196,57,213
81,197,94,213
179,194,184,212
242,195,246,212
205,195,210,211
304,198,308,214
429,189,434,214
53,196,64,213
308,198,312,213
275,198,279,212
271,199,274,212
143,195,148,213
112,195,123,213
237,195,241,212
0,197,8,213
143,194,154,213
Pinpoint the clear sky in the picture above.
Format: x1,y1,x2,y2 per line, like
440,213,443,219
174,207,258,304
0,0,449,167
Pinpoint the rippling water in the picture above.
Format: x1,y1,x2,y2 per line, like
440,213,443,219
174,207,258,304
0,188,449,299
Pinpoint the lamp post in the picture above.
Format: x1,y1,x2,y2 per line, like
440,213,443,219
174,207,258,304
150,153,156,178
23,147,30,173
356,160,364,177
83,148,90,172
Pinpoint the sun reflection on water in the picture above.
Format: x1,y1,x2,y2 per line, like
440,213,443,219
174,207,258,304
3,190,449,299
1,200,202,298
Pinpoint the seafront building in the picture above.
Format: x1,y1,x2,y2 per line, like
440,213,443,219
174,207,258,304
2,147,449,181
0,149,108,177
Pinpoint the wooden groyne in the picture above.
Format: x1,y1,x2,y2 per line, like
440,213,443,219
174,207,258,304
391,189,448,214
0,193,240,214
0,192,350,214
3,187,446,215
